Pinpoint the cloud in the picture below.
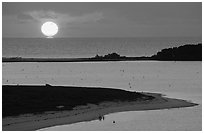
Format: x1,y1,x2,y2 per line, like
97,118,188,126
17,13,34,20
67,12,103,23
17,10,103,25
27,10,58,20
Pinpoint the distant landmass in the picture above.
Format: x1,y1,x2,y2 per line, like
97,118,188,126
2,43,202,62
151,43,202,61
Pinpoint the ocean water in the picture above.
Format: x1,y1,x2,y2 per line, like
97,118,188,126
2,61,202,130
2,37,201,58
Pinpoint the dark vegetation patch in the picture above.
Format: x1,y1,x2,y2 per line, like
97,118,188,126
151,43,202,61
3,85,154,117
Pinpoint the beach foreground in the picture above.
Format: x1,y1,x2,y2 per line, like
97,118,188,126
2,85,198,131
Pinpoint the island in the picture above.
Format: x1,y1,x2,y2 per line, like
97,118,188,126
3,85,198,131
2,43,202,62
151,43,202,61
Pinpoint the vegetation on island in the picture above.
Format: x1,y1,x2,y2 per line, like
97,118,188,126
151,43,202,61
93,52,125,59
92,43,202,61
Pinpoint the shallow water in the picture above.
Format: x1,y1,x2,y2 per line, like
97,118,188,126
2,61,202,130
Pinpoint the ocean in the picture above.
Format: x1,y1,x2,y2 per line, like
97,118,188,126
2,37,201,58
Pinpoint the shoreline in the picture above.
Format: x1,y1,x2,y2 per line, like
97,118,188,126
2,57,201,63
3,92,198,131
2,57,154,63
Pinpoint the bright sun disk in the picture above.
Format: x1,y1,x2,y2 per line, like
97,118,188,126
41,21,58,38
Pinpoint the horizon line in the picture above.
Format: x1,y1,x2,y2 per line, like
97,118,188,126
2,36,202,39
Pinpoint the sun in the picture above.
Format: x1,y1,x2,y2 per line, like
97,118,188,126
41,21,58,38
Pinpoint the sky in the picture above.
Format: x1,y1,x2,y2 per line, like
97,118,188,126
2,2,202,38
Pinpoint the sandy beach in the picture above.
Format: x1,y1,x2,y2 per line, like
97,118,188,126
2,61,201,130
3,92,197,131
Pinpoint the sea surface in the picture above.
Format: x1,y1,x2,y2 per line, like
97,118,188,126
2,37,201,58
2,61,202,130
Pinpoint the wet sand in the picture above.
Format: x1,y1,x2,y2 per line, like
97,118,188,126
3,92,197,131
